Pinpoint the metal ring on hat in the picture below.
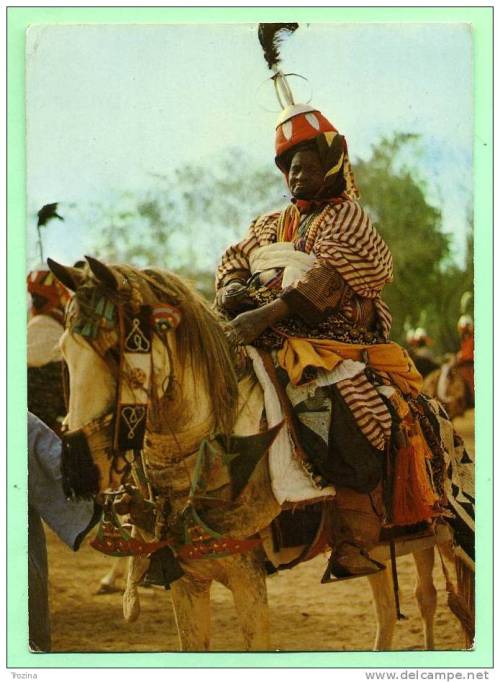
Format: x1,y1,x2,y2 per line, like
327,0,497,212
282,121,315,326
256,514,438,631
256,73,312,113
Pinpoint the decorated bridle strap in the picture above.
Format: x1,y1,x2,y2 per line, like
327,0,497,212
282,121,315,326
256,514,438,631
113,302,182,453
114,304,152,452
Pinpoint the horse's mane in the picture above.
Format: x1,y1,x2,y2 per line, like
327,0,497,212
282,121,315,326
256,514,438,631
111,264,239,437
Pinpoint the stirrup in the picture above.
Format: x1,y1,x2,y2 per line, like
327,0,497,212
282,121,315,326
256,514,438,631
321,544,386,583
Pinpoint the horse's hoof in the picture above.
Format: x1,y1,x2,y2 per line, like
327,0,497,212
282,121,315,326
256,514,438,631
123,587,141,623
96,583,123,595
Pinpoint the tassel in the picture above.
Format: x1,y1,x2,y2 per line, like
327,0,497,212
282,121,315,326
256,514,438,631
391,419,438,525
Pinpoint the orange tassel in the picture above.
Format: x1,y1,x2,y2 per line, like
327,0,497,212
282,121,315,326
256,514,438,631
391,418,439,526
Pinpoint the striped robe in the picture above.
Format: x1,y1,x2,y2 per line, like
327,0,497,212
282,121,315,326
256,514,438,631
216,200,395,450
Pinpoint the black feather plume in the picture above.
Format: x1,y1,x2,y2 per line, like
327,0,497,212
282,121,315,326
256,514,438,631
37,202,63,227
257,23,299,70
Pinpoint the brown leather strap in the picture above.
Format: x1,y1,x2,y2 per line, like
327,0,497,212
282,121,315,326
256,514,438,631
390,540,407,620
257,348,310,468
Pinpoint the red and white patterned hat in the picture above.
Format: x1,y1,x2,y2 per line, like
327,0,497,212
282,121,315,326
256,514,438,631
275,104,338,158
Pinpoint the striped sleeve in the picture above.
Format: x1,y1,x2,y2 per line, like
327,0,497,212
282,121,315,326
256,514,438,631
314,202,393,299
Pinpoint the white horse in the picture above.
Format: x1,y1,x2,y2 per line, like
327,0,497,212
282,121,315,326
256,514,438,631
48,257,473,652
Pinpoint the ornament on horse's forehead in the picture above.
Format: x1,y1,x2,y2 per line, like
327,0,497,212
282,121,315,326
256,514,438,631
152,304,182,334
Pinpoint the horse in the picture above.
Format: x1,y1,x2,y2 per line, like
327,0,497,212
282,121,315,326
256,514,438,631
47,256,474,652
423,359,474,421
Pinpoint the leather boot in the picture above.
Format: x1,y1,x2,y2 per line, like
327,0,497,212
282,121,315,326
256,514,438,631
322,484,385,582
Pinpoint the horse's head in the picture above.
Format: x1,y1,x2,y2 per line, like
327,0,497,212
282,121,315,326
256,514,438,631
48,256,239,499
48,256,166,496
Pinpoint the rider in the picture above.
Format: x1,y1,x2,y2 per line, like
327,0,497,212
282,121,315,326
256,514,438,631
406,326,439,378
455,313,474,406
27,269,71,433
215,103,437,579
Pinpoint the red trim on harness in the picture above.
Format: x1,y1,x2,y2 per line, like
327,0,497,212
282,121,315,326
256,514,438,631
90,530,261,560
90,535,172,557
176,536,262,560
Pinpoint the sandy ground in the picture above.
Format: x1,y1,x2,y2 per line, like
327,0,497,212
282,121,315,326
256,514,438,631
46,409,475,653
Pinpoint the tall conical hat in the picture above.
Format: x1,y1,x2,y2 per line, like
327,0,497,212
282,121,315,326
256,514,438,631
257,23,358,199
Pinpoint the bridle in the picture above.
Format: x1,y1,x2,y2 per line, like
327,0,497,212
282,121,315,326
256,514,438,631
61,283,181,492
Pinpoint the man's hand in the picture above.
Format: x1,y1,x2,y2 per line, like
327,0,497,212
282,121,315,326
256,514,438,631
219,281,253,311
230,298,290,344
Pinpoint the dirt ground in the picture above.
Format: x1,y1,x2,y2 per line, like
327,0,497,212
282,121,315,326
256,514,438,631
46,409,475,653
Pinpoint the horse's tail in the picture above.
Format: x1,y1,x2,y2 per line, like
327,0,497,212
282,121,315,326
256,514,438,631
447,554,475,648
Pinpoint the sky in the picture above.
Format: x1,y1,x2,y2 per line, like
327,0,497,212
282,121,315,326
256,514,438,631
26,22,473,268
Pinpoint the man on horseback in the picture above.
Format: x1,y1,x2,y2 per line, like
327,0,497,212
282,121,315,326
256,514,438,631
215,29,443,580
215,105,395,578
406,326,439,378
27,269,71,433
455,307,474,407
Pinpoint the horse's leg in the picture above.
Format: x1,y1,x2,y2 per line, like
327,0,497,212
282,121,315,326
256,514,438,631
123,554,151,623
224,553,270,651
368,564,397,651
170,572,212,651
413,547,437,650
96,556,127,594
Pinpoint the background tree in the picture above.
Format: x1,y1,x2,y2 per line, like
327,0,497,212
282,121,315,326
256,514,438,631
428,216,473,353
353,133,451,348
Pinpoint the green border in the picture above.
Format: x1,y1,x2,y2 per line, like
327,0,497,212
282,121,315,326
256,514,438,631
7,5,493,669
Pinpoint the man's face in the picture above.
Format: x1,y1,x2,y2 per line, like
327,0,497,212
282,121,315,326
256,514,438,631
288,149,324,200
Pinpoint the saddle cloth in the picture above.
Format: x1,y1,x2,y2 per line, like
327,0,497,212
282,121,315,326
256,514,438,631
245,345,336,505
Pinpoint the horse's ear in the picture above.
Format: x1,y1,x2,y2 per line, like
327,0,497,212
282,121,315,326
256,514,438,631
85,256,119,290
47,258,84,291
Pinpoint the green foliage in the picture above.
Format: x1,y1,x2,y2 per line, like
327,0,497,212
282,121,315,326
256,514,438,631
426,224,473,354
354,133,471,354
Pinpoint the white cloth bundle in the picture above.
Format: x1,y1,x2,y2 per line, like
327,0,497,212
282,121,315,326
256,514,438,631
249,242,315,288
